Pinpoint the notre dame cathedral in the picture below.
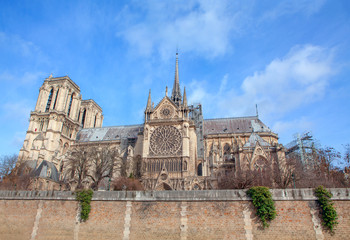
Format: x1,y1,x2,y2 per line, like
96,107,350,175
18,53,285,190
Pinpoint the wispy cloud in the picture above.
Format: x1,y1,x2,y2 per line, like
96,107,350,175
116,0,240,59
0,32,43,58
189,44,336,120
261,0,326,20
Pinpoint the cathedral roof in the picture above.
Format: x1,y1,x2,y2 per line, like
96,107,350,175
203,116,271,136
22,160,60,182
33,160,60,182
76,124,143,143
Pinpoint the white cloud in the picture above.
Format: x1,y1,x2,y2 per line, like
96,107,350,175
0,32,41,58
188,44,336,119
116,0,239,59
261,0,326,20
273,118,313,136
1,101,32,121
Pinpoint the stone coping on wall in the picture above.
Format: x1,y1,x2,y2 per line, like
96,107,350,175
0,188,349,201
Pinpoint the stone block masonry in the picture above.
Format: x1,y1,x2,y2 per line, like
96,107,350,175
0,189,349,240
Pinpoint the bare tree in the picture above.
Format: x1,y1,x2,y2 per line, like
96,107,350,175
112,177,144,191
64,146,91,189
0,161,33,190
0,154,18,179
273,156,295,188
343,144,350,173
86,146,122,190
315,147,341,175
218,168,256,189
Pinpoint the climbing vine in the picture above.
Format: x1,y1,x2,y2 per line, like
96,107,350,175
315,186,338,233
76,189,93,222
247,186,276,228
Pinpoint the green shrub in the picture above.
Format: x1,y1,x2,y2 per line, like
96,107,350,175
315,186,338,233
76,189,93,222
247,186,276,228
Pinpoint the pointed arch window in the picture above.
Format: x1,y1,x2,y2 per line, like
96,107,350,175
93,114,97,128
81,109,86,127
45,89,53,112
197,163,202,176
67,94,73,117
53,89,59,110
184,161,188,171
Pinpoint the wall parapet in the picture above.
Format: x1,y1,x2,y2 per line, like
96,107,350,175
0,188,349,201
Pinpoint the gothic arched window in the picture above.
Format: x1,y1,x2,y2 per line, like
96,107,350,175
184,161,188,171
81,109,86,127
53,89,59,110
94,114,97,127
67,94,73,117
45,89,53,112
197,163,202,176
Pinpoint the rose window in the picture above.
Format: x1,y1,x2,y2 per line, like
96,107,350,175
159,105,174,119
149,126,182,156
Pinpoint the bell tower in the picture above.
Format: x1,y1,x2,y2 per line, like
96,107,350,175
18,75,103,168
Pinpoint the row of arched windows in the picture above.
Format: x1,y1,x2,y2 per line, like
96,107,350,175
45,88,101,128
38,118,49,132
146,159,187,172
45,88,74,116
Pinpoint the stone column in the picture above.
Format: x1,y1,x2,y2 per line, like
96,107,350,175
57,86,68,112
35,87,44,112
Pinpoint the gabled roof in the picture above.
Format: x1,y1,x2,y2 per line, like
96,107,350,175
153,95,179,112
76,124,143,143
243,132,271,148
32,160,60,182
203,116,271,136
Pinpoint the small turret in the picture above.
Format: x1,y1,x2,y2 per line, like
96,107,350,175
182,87,187,108
146,89,152,111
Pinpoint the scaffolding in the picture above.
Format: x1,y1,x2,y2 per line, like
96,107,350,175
188,103,204,159
285,132,317,168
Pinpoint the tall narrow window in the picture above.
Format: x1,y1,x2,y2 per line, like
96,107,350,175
81,109,86,127
197,163,202,176
67,94,73,117
93,114,97,127
45,89,53,112
53,89,59,110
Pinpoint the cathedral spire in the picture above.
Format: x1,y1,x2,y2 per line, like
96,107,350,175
183,87,187,107
146,89,152,111
171,52,182,106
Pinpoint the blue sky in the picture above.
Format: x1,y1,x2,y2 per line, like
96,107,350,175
0,0,349,157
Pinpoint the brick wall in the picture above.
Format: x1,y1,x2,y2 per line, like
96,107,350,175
0,189,349,240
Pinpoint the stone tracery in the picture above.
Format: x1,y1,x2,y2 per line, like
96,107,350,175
149,125,182,156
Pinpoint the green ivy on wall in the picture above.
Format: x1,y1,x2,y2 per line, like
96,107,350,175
315,186,338,233
76,189,93,222
247,186,277,228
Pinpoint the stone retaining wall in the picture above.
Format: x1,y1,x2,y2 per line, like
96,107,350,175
0,189,349,240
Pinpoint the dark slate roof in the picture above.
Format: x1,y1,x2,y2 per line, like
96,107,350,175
22,160,60,182
33,160,60,182
76,124,143,143
203,116,271,136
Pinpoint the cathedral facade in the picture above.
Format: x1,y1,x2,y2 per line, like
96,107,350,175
18,54,285,190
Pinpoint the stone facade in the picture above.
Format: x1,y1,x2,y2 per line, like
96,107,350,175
17,54,285,190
